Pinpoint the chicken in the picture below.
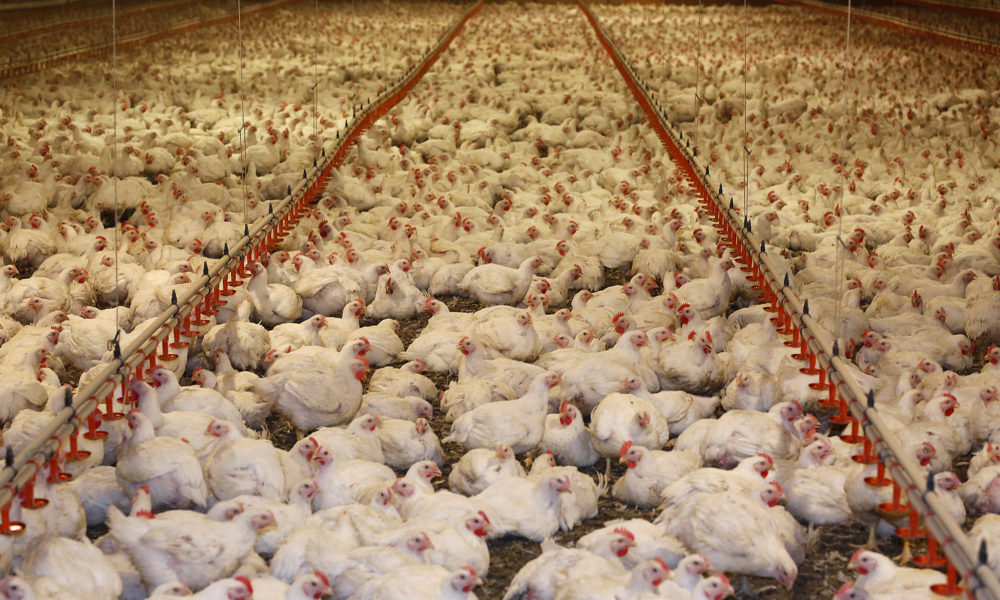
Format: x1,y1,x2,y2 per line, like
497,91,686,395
658,454,776,507
459,255,542,305
773,438,853,525
525,458,603,532
367,273,426,320
474,474,572,541
502,534,631,600
849,549,946,593
444,371,561,454
291,413,384,463
469,308,541,361
260,572,332,600
688,402,811,468
551,557,670,600
351,565,481,600
257,345,369,430
454,336,547,396
0,576,75,600
292,259,368,317
554,331,660,412
203,420,289,502
656,329,731,395
18,536,122,600
540,400,600,467
612,442,701,508
833,581,940,600
107,504,275,592
0,347,52,423
846,443,938,547
3,267,88,324
115,411,208,511
268,314,327,352
381,511,492,577
148,367,247,433
214,479,319,556
66,466,130,528
246,261,303,327
970,514,1000,581
959,464,1000,515
375,417,445,469
449,445,526,496
132,379,236,465
310,450,396,509
344,318,404,367
154,577,252,599
201,300,272,371
656,485,801,590
674,257,735,319
368,359,437,400
589,389,671,464
192,355,271,429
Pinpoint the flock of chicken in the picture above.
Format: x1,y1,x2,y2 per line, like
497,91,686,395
0,1,999,599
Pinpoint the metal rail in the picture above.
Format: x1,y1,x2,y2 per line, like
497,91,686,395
0,0,201,43
874,0,1000,19
0,0,302,80
577,2,1000,598
772,0,1000,55
0,0,482,518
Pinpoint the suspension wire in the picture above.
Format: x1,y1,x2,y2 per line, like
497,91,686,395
237,0,248,225
742,0,749,217
834,0,853,343
112,0,121,335
312,0,319,155
695,0,703,157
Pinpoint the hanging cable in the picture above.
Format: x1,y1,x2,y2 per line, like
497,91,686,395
834,0,853,345
694,0,702,156
112,0,121,337
312,0,319,156
742,0,749,218
237,0,248,225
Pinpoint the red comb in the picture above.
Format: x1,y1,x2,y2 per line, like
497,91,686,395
314,570,330,587
478,510,491,524
687,330,697,340
654,557,670,572
758,452,774,465
705,330,713,345
612,312,625,323
234,576,253,594
717,573,731,587
614,527,635,541
559,399,568,412
619,440,633,457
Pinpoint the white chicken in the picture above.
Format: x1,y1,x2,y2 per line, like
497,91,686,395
246,261,303,327
444,371,561,454
459,255,542,305
448,445,525,496
115,411,208,511
107,504,276,592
